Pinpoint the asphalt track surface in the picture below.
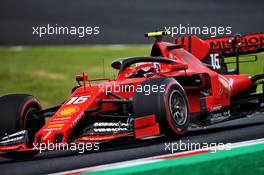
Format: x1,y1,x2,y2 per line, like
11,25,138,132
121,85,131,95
0,0,264,45
0,112,264,175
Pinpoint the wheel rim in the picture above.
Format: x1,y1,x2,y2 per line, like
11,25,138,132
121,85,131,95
169,90,187,126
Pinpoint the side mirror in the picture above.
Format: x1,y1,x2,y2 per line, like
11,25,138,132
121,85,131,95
76,72,88,82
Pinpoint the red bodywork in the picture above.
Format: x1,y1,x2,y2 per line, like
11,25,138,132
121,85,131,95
1,33,263,153
34,38,254,144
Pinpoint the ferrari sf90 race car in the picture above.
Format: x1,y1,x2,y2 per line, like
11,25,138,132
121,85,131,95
0,31,263,159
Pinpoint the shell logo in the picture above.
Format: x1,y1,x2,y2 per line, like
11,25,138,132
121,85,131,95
58,106,79,116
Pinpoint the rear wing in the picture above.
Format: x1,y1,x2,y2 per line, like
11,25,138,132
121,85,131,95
174,33,264,74
174,33,264,58
204,33,264,57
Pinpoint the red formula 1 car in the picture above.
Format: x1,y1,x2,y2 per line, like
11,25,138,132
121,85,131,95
0,31,264,159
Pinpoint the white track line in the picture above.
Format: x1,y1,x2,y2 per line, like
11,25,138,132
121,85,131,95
52,138,264,175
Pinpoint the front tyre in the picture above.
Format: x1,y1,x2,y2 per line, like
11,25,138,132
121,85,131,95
133,78,190,136
0,94,44,159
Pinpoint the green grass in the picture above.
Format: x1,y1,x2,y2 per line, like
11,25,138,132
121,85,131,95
226,54,264,75
0,45,150,107
0,45,263,107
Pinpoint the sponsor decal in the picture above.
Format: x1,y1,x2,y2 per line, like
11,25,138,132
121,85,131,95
0,136,24,144
94,122,129,127
208,35,264,54
0,130,27,146
93,128,128,132
58,106,79,116
53,117,71,121
43,128,62,131
210,105,222,112
48,120,67,124
47,123,64,128
210,109,230,121
1,130,26,140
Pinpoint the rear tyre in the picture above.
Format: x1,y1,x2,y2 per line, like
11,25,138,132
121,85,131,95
0,94,44,159
133,78,190,136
